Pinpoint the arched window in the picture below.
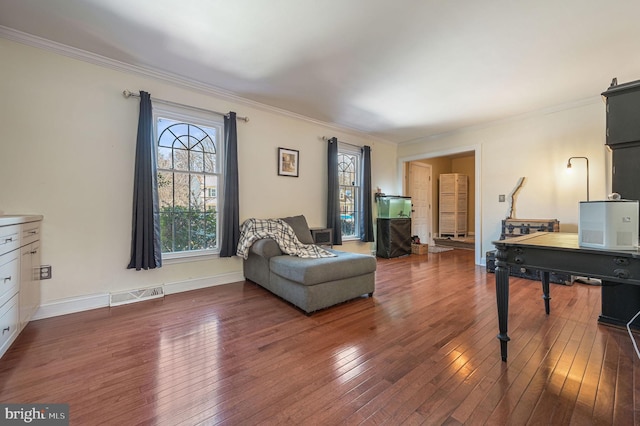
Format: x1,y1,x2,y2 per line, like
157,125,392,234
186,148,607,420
156,112,223,256
337,148,360,238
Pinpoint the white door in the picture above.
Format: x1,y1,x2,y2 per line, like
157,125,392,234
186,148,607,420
408,162,432,244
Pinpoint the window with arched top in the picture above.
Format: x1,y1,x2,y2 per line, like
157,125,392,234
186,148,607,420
155,109,224,257
337,147,361,239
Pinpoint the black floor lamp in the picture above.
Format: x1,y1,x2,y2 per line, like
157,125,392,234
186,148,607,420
567,156,600,285
566,156,590,201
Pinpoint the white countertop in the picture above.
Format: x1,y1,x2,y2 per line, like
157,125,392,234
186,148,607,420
0,215,44,226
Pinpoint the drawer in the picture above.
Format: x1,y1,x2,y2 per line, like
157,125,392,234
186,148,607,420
0,250,19,306
0,294,19,357
0,225,20,256
22,222,41,246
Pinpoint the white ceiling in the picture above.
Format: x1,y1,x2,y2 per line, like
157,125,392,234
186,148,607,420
2,0,640,144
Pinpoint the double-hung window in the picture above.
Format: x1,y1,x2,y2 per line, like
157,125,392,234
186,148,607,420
337,145,361,239
154,105,224,258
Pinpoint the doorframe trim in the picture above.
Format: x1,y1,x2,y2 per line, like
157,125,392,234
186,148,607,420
398,144,482,265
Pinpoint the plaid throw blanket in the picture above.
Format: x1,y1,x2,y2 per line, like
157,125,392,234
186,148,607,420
237,218,336,260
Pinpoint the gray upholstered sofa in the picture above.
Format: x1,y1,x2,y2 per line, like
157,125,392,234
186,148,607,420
242,215,376,314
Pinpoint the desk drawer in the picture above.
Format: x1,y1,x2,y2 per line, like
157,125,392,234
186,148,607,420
0,294,19,356
22,222,41,246
0,250,19,306
0,225,20,256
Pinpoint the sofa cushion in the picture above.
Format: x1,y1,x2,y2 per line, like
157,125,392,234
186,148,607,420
248,238,283,258
270,250,376,286
281,215,314,244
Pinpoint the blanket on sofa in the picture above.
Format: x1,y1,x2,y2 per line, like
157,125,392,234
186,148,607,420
237,218,337,260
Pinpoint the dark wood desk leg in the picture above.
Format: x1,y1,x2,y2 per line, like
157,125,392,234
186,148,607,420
541,271,551,315
494,245,510,362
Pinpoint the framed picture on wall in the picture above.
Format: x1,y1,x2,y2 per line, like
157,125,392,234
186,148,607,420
278,147,299,177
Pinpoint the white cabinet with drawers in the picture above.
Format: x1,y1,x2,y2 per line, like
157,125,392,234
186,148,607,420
0,215,42,358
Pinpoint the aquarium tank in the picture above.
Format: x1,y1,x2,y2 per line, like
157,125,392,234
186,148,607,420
376,195,412,218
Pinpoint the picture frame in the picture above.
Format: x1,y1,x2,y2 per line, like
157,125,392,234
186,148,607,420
278,147,299,177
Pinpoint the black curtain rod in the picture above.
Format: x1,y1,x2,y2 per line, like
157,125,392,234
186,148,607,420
122,90,249,122
321,136,368,149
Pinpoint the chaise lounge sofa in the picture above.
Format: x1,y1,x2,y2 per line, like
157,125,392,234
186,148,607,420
241,215,376,314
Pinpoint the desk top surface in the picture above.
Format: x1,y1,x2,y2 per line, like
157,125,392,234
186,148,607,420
493,232,640,257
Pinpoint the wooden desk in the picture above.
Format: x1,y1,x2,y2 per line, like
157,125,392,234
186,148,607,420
493,232,640,361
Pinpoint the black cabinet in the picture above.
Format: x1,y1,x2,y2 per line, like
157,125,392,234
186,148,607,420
601,78,640,327
602,79,640,147
600,282,640,328
612,146,640,201
376,218,411,258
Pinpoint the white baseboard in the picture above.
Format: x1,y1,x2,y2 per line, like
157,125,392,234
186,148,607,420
32,271,246,320
32,293,110,320
163,272,245,295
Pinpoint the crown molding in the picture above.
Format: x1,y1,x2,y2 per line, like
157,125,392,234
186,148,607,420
398,95,602,146
0,25,394,146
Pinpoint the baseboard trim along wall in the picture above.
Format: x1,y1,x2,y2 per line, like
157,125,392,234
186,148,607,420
163,272,245,295
32,293,110,320
32,271,246,320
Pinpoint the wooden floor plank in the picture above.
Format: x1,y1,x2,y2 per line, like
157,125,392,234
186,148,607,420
0,249,638,425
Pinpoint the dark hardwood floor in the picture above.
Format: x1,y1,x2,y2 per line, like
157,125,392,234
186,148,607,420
1,249,638,425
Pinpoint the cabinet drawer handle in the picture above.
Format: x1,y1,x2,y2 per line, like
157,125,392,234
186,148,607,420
2,326,9,335
28,230,37,235
614,268,630,279
30,250,38,255
4,237,13,243
3,276,11,283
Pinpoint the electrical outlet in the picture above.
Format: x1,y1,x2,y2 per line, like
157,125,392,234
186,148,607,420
40,265,52,280
499,194,506,202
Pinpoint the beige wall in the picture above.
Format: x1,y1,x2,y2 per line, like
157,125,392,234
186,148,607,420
0,39,398,316
399,99,609,264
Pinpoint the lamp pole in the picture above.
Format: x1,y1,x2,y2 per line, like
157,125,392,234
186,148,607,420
567,156,589,201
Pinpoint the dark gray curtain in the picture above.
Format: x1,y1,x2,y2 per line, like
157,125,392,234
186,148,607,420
128,91,162,270
360,145,375,242
220,112,240,257
327,137,342,245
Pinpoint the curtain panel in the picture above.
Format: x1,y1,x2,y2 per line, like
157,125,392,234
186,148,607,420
127,91,162,270
220,112,240,257
360,145,375,242
327,137,342,245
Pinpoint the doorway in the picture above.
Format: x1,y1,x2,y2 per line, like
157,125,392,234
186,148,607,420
402,147,481,264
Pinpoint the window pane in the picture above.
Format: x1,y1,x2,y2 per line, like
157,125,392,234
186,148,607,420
156,114,221,254
204,150,217,173
188,126,207,147
157,118,175,147
158,146,172,168
189,144,205,173
173,146,189,171
189,174,203,210
158,171,174,210
172,172,190,207
337,150,360,238
204,175,218,211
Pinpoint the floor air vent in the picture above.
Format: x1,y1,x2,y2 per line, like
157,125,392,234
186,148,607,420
110,286,164,306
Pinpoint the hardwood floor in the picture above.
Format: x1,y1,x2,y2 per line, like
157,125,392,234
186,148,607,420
1,249,638,425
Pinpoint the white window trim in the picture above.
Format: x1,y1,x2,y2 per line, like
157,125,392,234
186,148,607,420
338,144,361,241
153,103,224,261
